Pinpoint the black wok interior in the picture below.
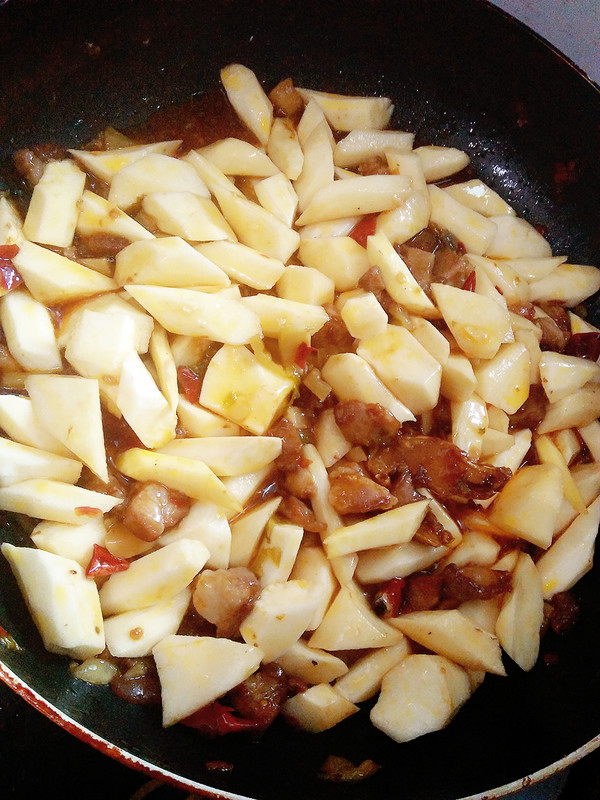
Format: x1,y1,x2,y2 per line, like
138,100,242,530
0,1,599,798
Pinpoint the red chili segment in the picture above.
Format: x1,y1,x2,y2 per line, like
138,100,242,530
85,544,130,578
177,366,201,404
181,701,262,735
348,214,378,248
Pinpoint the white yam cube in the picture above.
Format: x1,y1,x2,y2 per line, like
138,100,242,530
99,538,209,616
0,479,121,524
356,542,448,583
229,497,281,568
474,342,531,414
276,640,349,685
298,236,370,291
242,293,329,342
0,439,82,487
199,344,296,435
267,117,304,181
466,254,530,305
334,640,411,703
0,196,24,247
254,173,298,227
375,190,432,247
296,88,394,131
451,394,488,460
11,240,117,304
251,520,304,586
149,326,178,412
0,288,61,371
176,397,242,438
69,140,182,184
277,265,335,306
485,215,552,259
65,309,138,379
370,653,473,743
159,501,231,570
199,137,278,177
104,589,191,658
197,240,285,291
495,552,544,672
289,545,337,631
539,351,600,403
443,179,515,217
314,408,352,468
31,516,106,567
282,684,358,733
158,435,281,477
142,192,235,242
537,383,600,434
357,324,442,414
76,190,155,242
415,145,470,182
240,580,320,662
535,434,586,514
1,543,104,659
23,159,86,247
334,129,413,168
501,255,567,282
221,64,273,147
293,119,335,212
116,351,176,449
428,185,497,256
441,353,477,402
153,634,262,726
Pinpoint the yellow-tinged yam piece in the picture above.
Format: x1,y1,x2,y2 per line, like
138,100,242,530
537,383,600,434
116,351,176,449
539,351,600,403
104,589,191,658
334,129,414,168
153,634,263,727
11,240,117,304
26,374,108,482
176,397,243,438
99,538,209,616
158,436,282,477
0,195,24,248
298,236,370,291
495,552,544,672
334,640,411,703
240,579,321,662
415,145,470,182
289,545,337,631
124,285,260,345
296,174,411,227
31,516,106,567
267,117,304,181
1,543,104,659
390,609,506,675
282,684,358,733
221,64,273,147
466,254,530,305
1,288,62,372
324,500,430,558
149,326,178,412
357,324,442,415
23,159,86,247
474,342,531,415
308,581,403,651
0,439,82,487
450,394,488,460
242,293,328,341
485,215,553,259
199,344,296,435
535,434,586,514
370,653,474,743
340,290,388,340
0,479,121,524
199,137,278,177
376,190,431,247
116,448,240,514
277,265,335,306
488,463,563,548
529,263,600,307
197,240,285,291
276,640,349,685
64,308,139,379
251,519,304,587
142,192,236,243
293,118,335,212
428,185,497,255
537,494,600,599
69,140,182,184
296,87,394,131
254,172,298,227
229,497,282,568
76,190,155,242
441,353,477,402
432,282,511,360
115,236,229,288
159,501,231,570
443,179,515,217
356,540,447,583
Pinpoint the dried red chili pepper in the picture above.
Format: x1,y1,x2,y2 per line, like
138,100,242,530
294,341,317,371
182,701,263,735
0,243,22,292
348,214,378,248
177,366,201,404
373,577,406,617
462,270,477,292
85,544,130,578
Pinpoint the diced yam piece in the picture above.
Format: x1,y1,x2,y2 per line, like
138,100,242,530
153,634,263,727
159,501,230,570
390,609,506,674
474,342,531,415
64,309,138,379
370,653,474,743
357,324,442,414
299,216,359,240
69,140,182,183
495,552,543,671
451,394,488,460
0,479,120,524
553,462,600,535
356,542,448,584
221,63,273,147
467,254,530,305
334,129,413,168
282,684,358,733
289,545,337,631
314,408,352,468
0,439,82,487
428,185,497,256
116,448,239,513
276,640,349,685
443,179,515,217
229,497,281,568
76,190,155,241
537,383,600,434
240,580,320,662
242,293,328,343
277,265,335,306
197,240,284,291
200,344,296,435
26,374,108,482
31,516,106,567
569,311,600,335
1,288,61,371
432,282,510,360
404,316,450,365
502,255,567,282
1,543,104,659
104,589,191,658
443,529,499,569
459,596,503,634
99,538,208,616
376,190,431,247
535,434,585,514
296,88,394,131
23,159,86,247
441,353,477,402
485,215,552,259
251,520,304,586
158,436,282,477
486,428,532,473
322,352,415,423
538,494,600,599
335,640,411,703
254,173,298,227
578,421,600,462
324,500,429,558
11,240,117,304
366,231,438,317
296,174,411,226
199,137,278,177
142,192,235,242
222,466,273,511
124,285,260,344
176,397,242,438
267,117,304,180
539,351,600,403
308,581,403,651
0,196,24,247
183,149,243,201
488,464,563,548
415,145,470,182
115,236,229,288
293,118,336,212
108,151,210,209
149,326,178,412
553,428,582,466
298,236,370,291
480,427,514,459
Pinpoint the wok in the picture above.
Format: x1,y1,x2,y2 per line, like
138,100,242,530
0,0,599,797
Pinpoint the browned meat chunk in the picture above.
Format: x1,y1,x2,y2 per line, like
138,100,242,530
328,460,397,514
123,481,190,541
192,567,261,639
333,400,401,448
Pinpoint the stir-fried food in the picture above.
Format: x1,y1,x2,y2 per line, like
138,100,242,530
1,64,600,746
